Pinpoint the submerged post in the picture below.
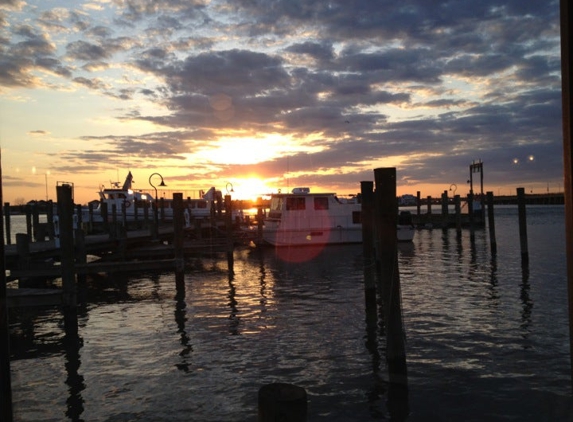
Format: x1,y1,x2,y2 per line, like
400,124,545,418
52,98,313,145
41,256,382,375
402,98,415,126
517,187,529,266
373,167,409,420
360,181,377,327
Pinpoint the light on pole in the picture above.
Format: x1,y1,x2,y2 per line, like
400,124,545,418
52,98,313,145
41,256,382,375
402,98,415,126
149,173,166,236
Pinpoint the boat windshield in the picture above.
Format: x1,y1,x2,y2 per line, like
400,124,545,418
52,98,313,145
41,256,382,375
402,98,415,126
270,197,284,211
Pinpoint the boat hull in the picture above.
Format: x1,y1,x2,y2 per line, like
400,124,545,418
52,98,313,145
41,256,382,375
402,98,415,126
263,225,414,246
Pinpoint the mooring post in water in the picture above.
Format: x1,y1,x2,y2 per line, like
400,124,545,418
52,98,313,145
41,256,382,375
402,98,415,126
4,202,11,245
57,184,78,336
517,187,529,266
416,191,421,217
25,204,32,239
454,195,462,237
373,167,409,420
173,193,185,277
441,190,449,229
361,181,377,327
486,191,497,255
468,192,475,242
559,0,573,390
258,383,307,422
0,152,14,422
224,195,234,274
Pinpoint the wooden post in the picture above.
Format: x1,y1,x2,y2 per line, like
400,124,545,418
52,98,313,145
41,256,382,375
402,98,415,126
486,191,497,255
32,204,40,241
517,187,529,266
441,190,449,228
47,200,54,239
468,192,475,242
173,193,185,276
560,0,573,389
0,151,14,422
4,203,11,245
25,204,32,239
224,195,234,274
101,200,109,234
361,181,377,328
88,202,94,234
373,168,409,420
416,191,421,216
454,195,462,238
258,383,307,422
56,184,78,336
426,195,432,215
15,233,30,270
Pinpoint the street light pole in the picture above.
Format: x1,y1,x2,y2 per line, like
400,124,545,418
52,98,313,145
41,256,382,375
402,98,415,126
148,173,166,238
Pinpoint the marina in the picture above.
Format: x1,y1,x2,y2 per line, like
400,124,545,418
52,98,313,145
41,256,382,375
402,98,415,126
4,204,571,421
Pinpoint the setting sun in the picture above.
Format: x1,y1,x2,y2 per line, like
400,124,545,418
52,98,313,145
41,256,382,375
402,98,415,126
229,177,274,201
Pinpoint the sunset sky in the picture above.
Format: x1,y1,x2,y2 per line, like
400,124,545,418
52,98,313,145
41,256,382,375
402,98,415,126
0,0,563,204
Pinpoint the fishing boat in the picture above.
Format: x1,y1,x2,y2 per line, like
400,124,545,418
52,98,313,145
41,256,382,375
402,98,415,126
261,187,415,246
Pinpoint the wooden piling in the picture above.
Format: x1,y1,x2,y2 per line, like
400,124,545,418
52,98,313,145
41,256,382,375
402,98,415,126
224,195,234,274
4,202,10,245
441,190,448,228
25,204,32,238
416,191,421,217
454,195,462,237
373,167,409,420
258,383,307,422
486,191,497,255
56,184,78,336
468,192,475,242
560,0,573,389
426,195,432,216
360,181,377,327
0,151,14,422
47,200,54,239
517,187,529,266
173,193,185,276
32,204,40,241
101,200,109,234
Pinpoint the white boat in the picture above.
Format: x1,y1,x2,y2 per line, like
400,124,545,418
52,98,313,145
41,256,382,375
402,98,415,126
261,187,415,246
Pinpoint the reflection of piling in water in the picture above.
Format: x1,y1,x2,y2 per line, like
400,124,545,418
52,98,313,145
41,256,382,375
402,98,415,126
373,167,409,420
487,191,497,255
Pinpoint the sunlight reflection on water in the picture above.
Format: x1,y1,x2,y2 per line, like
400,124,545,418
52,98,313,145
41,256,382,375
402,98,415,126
8,206,573,421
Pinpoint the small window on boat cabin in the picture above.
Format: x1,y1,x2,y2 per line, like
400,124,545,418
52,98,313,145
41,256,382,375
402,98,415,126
286,197,306,210
352,211,361,224
314,197,329,210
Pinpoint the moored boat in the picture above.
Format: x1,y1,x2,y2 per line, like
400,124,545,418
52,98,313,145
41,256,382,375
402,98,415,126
261,187,415,246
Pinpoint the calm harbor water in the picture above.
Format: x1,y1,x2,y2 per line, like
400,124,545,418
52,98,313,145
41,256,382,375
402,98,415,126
6,205,573,421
